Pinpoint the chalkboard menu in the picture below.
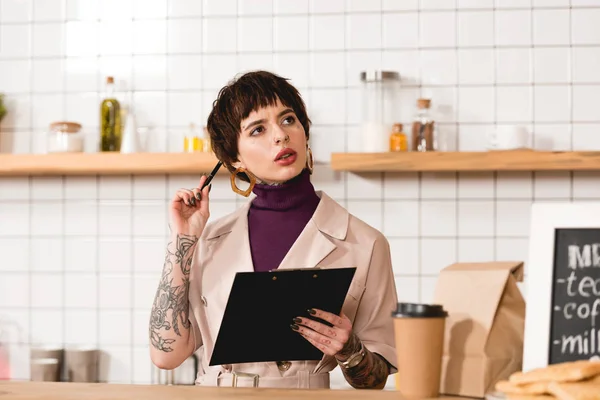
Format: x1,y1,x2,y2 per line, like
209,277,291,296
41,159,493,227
549,228,600,364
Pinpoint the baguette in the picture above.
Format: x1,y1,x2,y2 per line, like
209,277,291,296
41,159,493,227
547,374,600,400
496,380,550,395
506,395,555,400
509,361,600,385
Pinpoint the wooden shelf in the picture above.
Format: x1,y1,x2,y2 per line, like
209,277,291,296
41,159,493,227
6,150,600,176
0,152,226,176
331,151,600,172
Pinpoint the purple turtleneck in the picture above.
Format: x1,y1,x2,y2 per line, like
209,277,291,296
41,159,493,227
248,169,321,272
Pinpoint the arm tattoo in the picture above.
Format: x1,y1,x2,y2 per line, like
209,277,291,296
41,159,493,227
337,332,390,389
149,234,199,352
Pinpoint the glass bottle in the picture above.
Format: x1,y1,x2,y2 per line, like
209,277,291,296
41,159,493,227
411,98,436,152
100,76,122,152
184,123,202,152
389,123,408,152
202,126,211,153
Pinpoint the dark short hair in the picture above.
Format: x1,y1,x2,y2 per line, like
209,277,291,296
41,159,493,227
206,70,311,180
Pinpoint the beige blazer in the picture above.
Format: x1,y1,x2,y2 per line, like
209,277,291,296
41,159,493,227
188,191,398,389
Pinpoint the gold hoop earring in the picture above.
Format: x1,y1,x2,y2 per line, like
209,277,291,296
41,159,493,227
306,146,314,174
230,167,256,197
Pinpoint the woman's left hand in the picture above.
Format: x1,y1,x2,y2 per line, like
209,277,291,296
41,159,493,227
291,308,353,358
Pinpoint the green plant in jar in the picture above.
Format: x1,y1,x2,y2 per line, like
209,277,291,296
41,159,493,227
0,93,7,122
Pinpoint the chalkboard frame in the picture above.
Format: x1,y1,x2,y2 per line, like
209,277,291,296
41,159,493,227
523,202,600,372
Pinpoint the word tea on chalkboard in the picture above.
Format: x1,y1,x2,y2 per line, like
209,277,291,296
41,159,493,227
550,228,600,364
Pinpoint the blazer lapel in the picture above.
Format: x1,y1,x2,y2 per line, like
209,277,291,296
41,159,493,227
276,220,336,270
277,191,348,271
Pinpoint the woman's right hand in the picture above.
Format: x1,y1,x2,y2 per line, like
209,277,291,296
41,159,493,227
169,175,211,237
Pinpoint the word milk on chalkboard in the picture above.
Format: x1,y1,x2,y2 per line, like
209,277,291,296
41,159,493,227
550,228,600,364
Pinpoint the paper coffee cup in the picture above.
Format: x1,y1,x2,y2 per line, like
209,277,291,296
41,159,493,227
392,303,448,398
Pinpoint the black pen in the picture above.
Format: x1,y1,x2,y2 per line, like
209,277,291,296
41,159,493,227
200,160,223,190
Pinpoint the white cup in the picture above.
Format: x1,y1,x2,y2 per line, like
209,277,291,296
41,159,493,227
30,358,60,382
65,346,98,383
488,125,529,150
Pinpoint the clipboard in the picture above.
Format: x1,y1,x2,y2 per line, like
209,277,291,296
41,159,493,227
209,267,357,366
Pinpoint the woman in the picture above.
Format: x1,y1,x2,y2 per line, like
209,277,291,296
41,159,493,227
149,71,398,390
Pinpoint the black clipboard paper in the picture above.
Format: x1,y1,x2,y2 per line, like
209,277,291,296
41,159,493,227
209,267,357,366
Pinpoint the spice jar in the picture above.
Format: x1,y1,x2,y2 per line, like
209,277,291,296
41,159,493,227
411,98,436,152
47,121,84,153
360,70,400,153
389,123,408,152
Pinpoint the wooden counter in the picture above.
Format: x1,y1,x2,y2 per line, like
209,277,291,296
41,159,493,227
0,381,480,400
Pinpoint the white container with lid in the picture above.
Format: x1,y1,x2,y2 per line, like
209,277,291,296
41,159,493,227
360,70,400,153
47,121,84,153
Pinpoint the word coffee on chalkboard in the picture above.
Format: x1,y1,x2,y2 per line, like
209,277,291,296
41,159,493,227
550,228,600,364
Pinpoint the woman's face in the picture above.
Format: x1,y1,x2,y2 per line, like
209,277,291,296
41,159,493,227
235,98,307,184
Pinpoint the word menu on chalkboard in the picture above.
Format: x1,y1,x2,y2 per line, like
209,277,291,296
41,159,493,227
550,228,600,364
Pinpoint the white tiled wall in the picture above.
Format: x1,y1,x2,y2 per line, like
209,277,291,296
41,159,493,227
1,0,600,389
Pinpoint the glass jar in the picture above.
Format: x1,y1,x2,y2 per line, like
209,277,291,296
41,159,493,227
47,121,84,153
360,70,400,153
411,98,436,152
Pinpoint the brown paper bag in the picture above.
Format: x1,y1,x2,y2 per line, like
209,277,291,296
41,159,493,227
433,261,526,398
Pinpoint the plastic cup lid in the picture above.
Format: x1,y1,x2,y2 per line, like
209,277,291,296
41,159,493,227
392,303,448,318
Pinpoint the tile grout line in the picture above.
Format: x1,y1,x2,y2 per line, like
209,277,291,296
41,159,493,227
129,4,136,378
3,83,600,102
530,3,537,211
95,176,100,378
26,0,34,363
344,2,351,213
271,0,275,76
93,1,102,375
162,0,170,154
492,1,498,261
379,0,384,243
569,0,575,201
416,0,423,303
129,174,134,384
129,3,136,384
4,41,600,61
454,0,459,267
6,82,600,100
2,4,599,26
60,0,67,377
